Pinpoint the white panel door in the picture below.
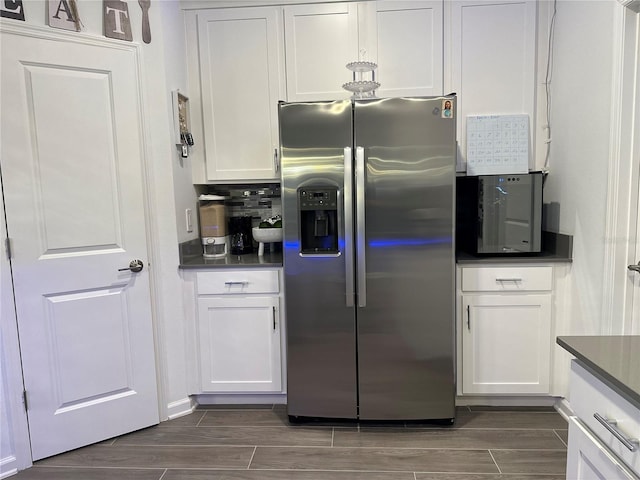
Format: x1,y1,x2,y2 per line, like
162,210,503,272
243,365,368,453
284,3,358,101
631,174,640,335
462,294,552,394
198,7,284,181
363,1,443,97
198,296,281,393
631,67,640,335
0,27,158,460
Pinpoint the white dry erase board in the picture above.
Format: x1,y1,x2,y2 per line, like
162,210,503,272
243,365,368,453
466,114,529,175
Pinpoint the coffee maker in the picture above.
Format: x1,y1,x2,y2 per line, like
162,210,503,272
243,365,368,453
229,216,253,255
198,194,228,258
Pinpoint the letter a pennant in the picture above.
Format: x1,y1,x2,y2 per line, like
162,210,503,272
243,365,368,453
48,0,82,31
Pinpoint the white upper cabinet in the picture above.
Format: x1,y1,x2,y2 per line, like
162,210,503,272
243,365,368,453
362,1,444,98
284,1,444,102
186,1,539,181
284,3,359,101
196,7,285,181
446,0,537,171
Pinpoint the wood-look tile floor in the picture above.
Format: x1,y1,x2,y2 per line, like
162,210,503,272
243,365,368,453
13,405,568,480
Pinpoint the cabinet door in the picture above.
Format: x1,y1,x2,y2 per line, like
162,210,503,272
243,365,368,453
197,296,281,393
362,1,443,97
446,0,537,171
462,294,551,394
284,3,358,101
197,8,284,181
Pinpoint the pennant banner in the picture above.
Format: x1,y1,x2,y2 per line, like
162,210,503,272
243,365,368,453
1,0,25,21
104,0,132,41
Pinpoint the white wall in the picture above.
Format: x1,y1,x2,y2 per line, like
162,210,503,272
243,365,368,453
542,0,617,335
162,3,200,245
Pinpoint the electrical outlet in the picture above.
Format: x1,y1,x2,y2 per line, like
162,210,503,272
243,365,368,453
185,208,193,233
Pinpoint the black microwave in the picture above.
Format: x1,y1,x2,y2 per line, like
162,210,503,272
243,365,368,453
456,172,543,255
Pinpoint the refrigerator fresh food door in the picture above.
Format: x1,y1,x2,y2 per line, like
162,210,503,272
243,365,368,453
279,100,358,419
354,97,456,420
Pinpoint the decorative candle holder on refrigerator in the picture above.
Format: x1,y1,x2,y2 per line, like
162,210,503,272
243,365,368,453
342,60,380,99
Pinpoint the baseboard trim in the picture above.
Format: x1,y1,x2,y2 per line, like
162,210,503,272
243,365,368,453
166,397,196,420
0,455,18,479
456,395,561,407
194,394,287,405
554,397,574,421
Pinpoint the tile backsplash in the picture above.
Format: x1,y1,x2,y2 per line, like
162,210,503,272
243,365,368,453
198,183,281,227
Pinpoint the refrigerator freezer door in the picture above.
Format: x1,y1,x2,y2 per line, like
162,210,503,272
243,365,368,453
279,100,358,419
354,97,456,420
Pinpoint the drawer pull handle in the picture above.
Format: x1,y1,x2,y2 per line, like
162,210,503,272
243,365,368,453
224,281,249,286
594,412,640,452
495,277,522,282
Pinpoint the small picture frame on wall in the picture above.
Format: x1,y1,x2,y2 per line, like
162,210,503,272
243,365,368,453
172,90,192,147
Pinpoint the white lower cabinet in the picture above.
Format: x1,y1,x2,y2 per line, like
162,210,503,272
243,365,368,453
194,269,283,394
458,264,553,395
567,361,640,478
567,416,638,480
198,295,281,393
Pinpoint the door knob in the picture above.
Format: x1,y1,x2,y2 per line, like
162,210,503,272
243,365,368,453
118,259,144,273
628,262,640,273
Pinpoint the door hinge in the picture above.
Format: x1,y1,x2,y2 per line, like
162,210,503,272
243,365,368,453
22,390,28,411
4,237,11,260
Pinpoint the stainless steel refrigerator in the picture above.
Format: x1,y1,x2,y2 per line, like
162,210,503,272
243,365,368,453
280,96,456,422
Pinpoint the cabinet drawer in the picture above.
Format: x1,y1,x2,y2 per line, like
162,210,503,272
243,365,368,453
196,270,279,295
570,361,640,475
567,416,639,479
461,266,552,292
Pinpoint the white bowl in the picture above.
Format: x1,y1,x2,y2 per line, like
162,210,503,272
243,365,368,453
252,226,283,243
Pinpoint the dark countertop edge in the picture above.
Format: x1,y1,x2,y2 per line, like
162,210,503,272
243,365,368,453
457,231,573,264
557,336,640,410
179,257,283,269
178,238,282,269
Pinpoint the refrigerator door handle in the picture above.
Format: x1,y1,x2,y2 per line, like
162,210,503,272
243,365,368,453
356,146,366,308
344,147,355,307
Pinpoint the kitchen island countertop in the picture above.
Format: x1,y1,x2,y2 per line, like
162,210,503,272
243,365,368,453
557,335,640,410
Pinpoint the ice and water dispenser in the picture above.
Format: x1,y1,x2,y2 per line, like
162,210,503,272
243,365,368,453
298,187,338,254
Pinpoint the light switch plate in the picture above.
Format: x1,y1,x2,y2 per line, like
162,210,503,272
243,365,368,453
185,208,193,233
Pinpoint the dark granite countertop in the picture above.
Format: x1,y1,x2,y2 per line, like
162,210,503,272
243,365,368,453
557,335,640,410
180,251,283,268
179,239,282,269
457,231,573,264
